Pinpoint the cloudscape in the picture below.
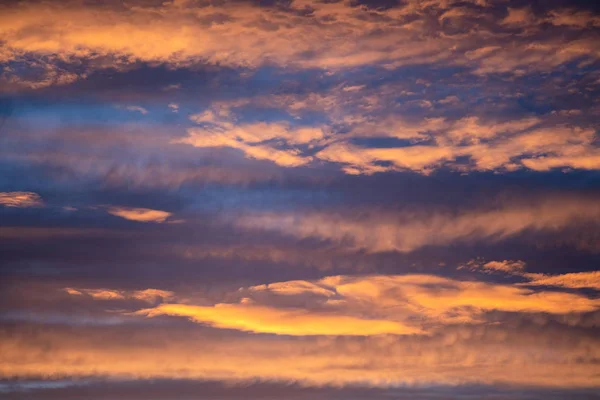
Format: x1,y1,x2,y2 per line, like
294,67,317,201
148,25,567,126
1,0,600,398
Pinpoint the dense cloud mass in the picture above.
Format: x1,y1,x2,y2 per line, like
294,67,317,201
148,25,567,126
1,0,599,399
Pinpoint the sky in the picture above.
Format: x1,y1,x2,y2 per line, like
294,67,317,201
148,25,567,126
1,0,600,398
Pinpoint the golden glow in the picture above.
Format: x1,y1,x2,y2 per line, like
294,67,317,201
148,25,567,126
135,274,600,334
136,302,423,336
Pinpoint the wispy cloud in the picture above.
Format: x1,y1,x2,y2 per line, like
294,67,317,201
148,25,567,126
234,196,600,252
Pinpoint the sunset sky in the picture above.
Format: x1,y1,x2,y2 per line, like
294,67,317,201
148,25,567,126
1,0,600,398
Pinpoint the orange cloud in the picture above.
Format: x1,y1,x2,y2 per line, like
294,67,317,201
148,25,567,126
4,269,600,387
2,320,599,388
1,0,598,91
314,124,599,175
174,108,598,175
317,143,457,174
0,191,43,207
4,273,600,388
134,274,600,336
461,259,600,291
521,151,600,172
107,206,172,223
136,302,422,336
324,274,600,322
175,119,323,168
521,271,600,290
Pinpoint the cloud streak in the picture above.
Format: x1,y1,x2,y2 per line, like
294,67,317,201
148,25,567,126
234,196,600,252
465,259,600,290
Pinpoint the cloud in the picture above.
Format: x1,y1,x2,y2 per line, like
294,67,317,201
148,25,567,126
2,318,599,388
460,259,527,274
521,151,600,172
3,5,599,183
461,259,600,290
234,196,600,252
522,271,600,290
106,206,172,223
65,288,124,300
0,61,80,91
3,274,600,388
124,105,149,115
1,1,598,395
317,142,457,174
0,117,289,189
136,302,422,336
65,287,175,302
315,124,599,175
175,104,600,175
250,280,336,297
176,118,325,167
135,274,600,336
0,191,44,207
1,0,599,91
502,7,534,27
547,9,600,28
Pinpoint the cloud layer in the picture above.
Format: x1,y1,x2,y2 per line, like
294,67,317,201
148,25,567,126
1,0,600,398
235,196,600,252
